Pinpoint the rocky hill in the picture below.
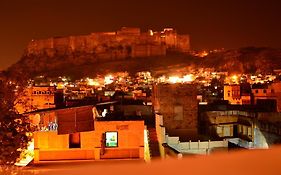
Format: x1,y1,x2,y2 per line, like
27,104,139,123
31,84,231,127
202,47,281,74
6,47,281,80
6,51,198,79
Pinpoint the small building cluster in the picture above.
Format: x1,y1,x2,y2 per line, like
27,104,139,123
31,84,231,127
15,69,281,165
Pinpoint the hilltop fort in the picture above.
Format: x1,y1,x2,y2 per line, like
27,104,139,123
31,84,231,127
26,27,190,60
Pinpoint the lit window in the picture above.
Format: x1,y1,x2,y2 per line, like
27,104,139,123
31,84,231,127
105,132,118,147
238,125,242,133
217,126,223,135
243,126,247,135
248,127,252,137
223,126,231,137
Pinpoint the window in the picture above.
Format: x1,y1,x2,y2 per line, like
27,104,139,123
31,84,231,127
232,90,240,97
217,126,223,135
174,105,183,120
223,126,231,137
255,90,258,94
248,127,252,137
105,132,118,147
243,126,247,135
263,89,267,94
238,125,242,133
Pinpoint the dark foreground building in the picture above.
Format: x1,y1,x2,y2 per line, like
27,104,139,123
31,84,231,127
152,84,198,141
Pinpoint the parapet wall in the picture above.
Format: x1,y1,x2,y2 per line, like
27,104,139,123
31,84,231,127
26,27,190,59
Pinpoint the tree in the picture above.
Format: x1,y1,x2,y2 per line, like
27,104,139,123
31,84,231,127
0,74,33,165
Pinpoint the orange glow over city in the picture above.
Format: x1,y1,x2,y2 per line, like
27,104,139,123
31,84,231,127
1,1,281,174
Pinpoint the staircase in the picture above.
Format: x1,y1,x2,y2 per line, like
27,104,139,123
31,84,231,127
15,140,34,167
15,156,34,167
147,127,161,159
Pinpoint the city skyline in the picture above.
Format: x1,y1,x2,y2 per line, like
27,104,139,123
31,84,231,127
1,0,281,70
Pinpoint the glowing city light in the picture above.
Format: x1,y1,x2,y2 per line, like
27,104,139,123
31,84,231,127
149,29,154,36
57,82,65,89
231,75,239,84
168,76,181,84
105,75,114,85
200,51,209,57
183,74,194,82
167,74,195,84
61,77,67,82
86,78,100,86
232,75,238,81
158,76,166,83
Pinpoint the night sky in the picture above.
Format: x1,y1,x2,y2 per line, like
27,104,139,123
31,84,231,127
0,0,281,70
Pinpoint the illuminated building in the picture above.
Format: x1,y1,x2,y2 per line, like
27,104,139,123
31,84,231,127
224,85,251,105
16,86,56,114
199,105,281,149
29,105,146,163
252,82,281,112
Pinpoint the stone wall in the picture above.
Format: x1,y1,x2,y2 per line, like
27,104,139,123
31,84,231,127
177,35,190,52
25,27,190,60
131,44,166,57
152,84,198,140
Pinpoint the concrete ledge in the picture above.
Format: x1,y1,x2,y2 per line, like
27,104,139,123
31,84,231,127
38,149,95,161
101,148,140,159
36,148,143,162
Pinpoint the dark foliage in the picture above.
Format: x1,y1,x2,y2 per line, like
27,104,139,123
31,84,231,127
0,75,33,165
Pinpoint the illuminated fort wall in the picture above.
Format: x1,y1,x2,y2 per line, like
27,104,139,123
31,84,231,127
26,27,190,59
